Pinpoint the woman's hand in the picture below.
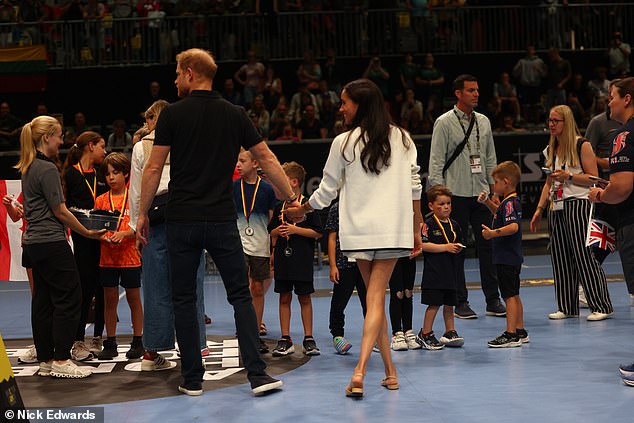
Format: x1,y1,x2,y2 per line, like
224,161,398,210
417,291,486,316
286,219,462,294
551,169,571,183
530,210,542,233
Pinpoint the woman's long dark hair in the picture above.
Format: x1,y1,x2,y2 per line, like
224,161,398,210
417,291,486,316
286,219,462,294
341,79,408,174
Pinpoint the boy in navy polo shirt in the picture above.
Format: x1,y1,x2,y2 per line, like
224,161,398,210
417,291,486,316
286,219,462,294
416,185,466,350
480,161,528,348
268,162,323,356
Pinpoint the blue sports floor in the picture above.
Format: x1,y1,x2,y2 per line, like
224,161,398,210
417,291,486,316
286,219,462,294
1,254,633,422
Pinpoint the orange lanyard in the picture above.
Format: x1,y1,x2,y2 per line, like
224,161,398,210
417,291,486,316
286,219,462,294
108,188,128,233
75,162,97,202
240,177,261,224
433,214,456,244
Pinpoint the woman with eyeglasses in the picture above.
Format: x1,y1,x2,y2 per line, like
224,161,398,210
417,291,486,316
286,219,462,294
62,131,109,360
530,105,613,321
128,100,208,370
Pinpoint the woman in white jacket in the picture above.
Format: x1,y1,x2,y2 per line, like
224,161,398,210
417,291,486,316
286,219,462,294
286,79,423,397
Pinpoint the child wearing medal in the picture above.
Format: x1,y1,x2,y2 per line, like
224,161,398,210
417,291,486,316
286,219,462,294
268,162,323,357
480,161,528,348
93,153,144,359
416,185,466,350
233,148,277,353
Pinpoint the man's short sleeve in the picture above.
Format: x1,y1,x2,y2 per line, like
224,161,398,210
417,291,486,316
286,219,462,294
153,106,173,147
610,133,634,175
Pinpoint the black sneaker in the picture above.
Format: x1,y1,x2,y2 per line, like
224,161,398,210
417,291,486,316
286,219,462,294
415,329,445,350
126,341,145,359
97,340,118,360
439,330,465,347
517,328,530,343
302,338,320,356
454,302,478,319
259,338,269,354
250,373,283,395
486,299,507,317
487,331,522,348
272,338,295,356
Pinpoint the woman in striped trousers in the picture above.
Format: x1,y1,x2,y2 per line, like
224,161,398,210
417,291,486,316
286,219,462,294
530,105,613,321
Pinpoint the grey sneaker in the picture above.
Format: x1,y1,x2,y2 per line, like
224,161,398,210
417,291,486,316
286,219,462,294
18,345,38,364
439,330,465,347
50,361,92,378
486,299,507,317
454,302,478,319
88,336,103,354
71,341,93,361
39,361,52,376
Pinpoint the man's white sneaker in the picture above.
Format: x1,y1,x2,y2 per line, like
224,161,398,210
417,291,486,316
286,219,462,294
548,311,578,320
404,330,421,350
71,341,93,361
50,361,92,378
18,345,38,364
586,312,613,321
391,331,408,351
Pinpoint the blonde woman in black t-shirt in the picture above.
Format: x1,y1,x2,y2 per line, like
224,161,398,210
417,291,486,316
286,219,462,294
17,116,104,378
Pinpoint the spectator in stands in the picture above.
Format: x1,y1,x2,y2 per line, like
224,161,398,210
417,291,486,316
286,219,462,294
400,53,419,91
34,102,48,117
234,50,266,107
250,95,270,137
316,80,339,110
64,112,89,146
608,31,631,78
17,0,46,44
400,88,423,126
296,104,327,140
587,66,611,101
323,48,342,94
415,53,444,113
495,115,526,133
493,72,521,124
270,101,291,140
289,83,320,124
0,0,16,47
512,45,547,123
276,123,299,141
82,0,106,64
107,120,132,150
249,111,265,137
0,101,23,150
149,80,162,102
222,78,243,106
545,48,572,112
317,83,338,137
297,50,322,91
404,108,425,135
363,56,390,101
567,73,593,127
263,64,284,112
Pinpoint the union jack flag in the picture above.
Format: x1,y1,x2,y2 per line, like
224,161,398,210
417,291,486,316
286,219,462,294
585,219,616,252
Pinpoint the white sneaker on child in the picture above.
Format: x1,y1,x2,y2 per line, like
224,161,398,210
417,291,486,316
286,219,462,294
404,330,421,350
391,331,408,351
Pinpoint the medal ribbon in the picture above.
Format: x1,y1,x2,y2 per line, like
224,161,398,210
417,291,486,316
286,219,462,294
240,176,261,224
108,188,128,233
75,161,97,202
433,214,456,244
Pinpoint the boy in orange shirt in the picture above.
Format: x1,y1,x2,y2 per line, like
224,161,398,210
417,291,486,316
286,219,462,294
93,152,144,359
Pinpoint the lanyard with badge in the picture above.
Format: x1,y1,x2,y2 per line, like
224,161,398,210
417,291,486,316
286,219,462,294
453,110,481,174
240,177,261,236
548,152,565,211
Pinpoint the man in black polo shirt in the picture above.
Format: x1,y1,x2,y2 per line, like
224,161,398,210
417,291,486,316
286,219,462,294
137,48,299,396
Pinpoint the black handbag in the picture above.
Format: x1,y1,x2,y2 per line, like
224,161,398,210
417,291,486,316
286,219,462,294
148,193,168,226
